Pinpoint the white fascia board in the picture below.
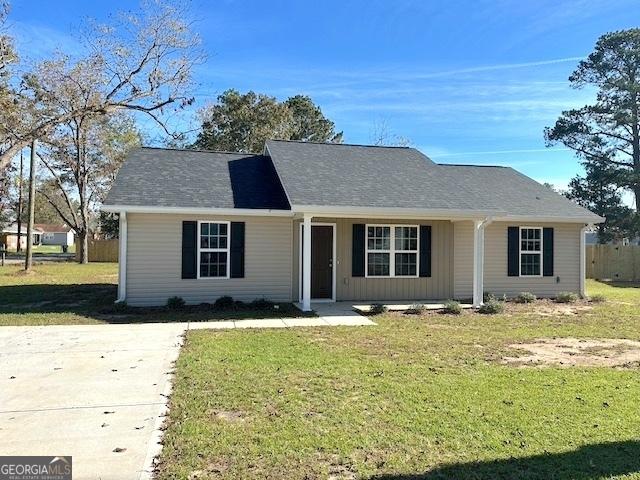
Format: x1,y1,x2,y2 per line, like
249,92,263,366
492,214,605,224
101,204,294,217
291,204,504,220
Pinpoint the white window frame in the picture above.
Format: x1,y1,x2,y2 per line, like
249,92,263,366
43,232,55,240
365,224,420,278
519,226,543,278
197,220,230,280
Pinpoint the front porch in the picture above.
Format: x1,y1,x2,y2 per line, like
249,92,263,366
295,214,491,311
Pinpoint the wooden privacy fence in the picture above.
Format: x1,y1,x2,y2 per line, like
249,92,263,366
586,244,640,281
76,239,119,262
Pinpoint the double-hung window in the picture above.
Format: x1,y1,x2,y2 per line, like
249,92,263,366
520,227,542,276
366,225,419,277
198,221,229,278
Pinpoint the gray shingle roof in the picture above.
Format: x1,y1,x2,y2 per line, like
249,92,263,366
266,140,600,220
104,141,601,222
103,148,290,210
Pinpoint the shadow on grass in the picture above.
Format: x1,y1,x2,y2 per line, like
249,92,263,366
600,281,640,289
370,440,640,480
0,283,312,324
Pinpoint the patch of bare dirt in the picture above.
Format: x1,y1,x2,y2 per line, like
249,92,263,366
13,269,38,277
518,302,594,316
503,337,640,367
210,409,246,423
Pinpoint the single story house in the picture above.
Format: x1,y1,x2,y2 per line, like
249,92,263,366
34,224,75,249
1,224,44,250
103,141,603,309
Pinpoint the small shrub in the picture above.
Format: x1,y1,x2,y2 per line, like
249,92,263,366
406,303,426,315
555,292,578,303
369,303,388,315
442,300,462,315
590,294,606,303
250,298,275,310
234,300,246,309
515,292,537,304
483,292,496,303
166,296,185,309
214,296,235,309
478,300,505,314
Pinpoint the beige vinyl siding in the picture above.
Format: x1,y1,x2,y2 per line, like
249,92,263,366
125,213,293,306
453,221,474,299
453,220,582,299
293,218,453,301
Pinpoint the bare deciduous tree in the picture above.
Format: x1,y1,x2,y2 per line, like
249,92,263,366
38,114,141,263
369,119,411,147
0,0,202,171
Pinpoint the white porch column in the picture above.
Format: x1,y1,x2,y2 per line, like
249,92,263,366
117,211,127,303
472,218,490,307
302,214,313,311
579,224,590,298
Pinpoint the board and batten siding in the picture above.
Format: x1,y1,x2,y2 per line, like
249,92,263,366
453,221,582,299
292,218,454,301
125,213,293,306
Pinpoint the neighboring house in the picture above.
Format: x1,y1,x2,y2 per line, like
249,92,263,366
585,232,640,246
103,141,603,309
34,224,75,249
1,224,44,250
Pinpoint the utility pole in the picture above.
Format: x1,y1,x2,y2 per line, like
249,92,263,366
25,140,36,272
16,150,23,252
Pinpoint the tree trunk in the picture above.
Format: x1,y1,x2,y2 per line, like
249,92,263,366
16,151,23,252
25,141,37,272
78,230,89,264
631,93,640,212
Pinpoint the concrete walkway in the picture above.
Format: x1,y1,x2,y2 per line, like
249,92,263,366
189,303,375,330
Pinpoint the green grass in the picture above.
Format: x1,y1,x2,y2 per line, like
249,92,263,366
0,263,310,326
156,280,640,479
8,244,76,254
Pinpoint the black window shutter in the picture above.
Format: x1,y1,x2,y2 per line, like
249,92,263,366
352,224,365,277
543,227,554,277
507,226,519,277
419,225,432,277
230,222,245,278
181,221,197,279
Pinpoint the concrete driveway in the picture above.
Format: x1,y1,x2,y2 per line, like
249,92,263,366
0,323,185,480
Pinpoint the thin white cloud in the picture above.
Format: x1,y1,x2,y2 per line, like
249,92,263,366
431,148,571,158
395,57,585,80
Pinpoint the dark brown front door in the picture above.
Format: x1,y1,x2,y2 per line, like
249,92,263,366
311,225,333,299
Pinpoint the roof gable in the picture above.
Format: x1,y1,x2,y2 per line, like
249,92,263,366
265,140,601,221
104,148,290,210
266,140,459,209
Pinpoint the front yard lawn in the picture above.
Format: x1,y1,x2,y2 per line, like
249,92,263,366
0,263,309,325
7,244,76,254
157,280,640,479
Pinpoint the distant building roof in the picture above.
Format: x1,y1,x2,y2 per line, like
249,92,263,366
2,224,44,235
34,224,73,233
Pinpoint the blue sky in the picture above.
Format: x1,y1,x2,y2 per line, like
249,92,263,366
7,0,639,189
